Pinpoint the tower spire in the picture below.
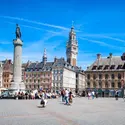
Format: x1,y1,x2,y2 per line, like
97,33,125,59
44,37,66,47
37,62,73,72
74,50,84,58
43,48,47,57
72,21,74,28
66,25,78,66
43,48,47,64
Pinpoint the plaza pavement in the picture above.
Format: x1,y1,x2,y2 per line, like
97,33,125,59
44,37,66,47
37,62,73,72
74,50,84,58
0,97,125,125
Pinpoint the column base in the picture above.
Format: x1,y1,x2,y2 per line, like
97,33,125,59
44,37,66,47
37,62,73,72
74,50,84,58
10,81,25,91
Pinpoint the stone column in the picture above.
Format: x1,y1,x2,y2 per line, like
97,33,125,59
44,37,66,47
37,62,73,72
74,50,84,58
102,81,105,88
108,81,111,88
115,81,118,89
10,38,25,91
90,81,93,88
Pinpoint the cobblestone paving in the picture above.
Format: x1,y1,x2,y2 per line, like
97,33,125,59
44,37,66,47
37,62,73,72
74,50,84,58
0,98,125,125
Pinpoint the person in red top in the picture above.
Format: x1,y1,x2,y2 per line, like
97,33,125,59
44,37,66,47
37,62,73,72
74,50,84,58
69,89,73,105
61,89,65,102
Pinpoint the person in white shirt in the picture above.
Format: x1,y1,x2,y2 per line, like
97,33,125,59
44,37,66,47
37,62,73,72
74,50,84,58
65,89,69,105
41,90,47,107
92,91,95,99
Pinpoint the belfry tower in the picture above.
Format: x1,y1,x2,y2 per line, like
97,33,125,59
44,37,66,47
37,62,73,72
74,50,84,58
43,48,47,65
66,24,78,66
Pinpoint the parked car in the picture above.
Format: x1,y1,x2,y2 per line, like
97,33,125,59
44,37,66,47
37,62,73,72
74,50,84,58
0,91,16,99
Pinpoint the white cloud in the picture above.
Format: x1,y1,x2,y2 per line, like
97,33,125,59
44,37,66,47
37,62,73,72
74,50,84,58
79,37,125,50
5,21,60,34
78,34,125,43
102,36,125,43
1,16,70,31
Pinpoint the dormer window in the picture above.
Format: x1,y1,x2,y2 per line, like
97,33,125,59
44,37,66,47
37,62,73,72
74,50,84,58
92,66,97,70
117,65,122,69
98,65,103,70
110,65,115,69
121,53,125,60
104,65,109,70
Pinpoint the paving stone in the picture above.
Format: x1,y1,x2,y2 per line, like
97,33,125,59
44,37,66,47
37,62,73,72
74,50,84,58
0,98,125,125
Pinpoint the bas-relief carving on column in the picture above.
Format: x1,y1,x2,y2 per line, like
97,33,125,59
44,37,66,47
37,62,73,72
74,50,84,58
102,81,105,88
108,80,111,88
95,80,99,88
90,81,93,88
115,81,118,88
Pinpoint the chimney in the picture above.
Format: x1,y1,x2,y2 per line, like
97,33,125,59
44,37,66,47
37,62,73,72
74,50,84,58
97,54,101,67
97,54,101,59
54,56,57,62
109,53,112,58
8,60,11,64
109,53,112,67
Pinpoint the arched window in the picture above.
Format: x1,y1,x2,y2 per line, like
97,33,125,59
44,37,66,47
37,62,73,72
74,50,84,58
93,82,96,88
111,74,114,79
29,85,31,88
118,74,121,79
38,85,40,89
111,82,115,88
105,74,109,79
87,74,90,79
99,74,102,79
93,74,96,79
99,82,102,88
118,82,121,88
38,79,40,83
87,82,90,88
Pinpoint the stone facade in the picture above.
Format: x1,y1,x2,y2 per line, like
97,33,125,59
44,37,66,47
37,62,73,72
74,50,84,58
52,57,77,92
63,68,76,90
2,60,13,88
76,72,86,93
0,62,3,87
85,53,125,95
23,55,85,92
24,50,53,91
24,68,52,90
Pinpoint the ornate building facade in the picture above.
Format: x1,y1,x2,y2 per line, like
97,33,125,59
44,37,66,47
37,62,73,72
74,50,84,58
24,50,53,91
24,56,85,92
85,53,125,96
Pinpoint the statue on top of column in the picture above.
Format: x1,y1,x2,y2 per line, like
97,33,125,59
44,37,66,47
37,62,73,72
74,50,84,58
15,24,21,39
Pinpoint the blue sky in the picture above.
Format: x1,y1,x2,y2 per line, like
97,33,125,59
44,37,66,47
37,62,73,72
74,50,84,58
0,0,125,70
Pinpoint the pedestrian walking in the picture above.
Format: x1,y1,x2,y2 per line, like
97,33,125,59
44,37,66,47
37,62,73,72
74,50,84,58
61,89,65,102
69,89,73,105
65,89,69,105
88,91,91,100
92,91,95,99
